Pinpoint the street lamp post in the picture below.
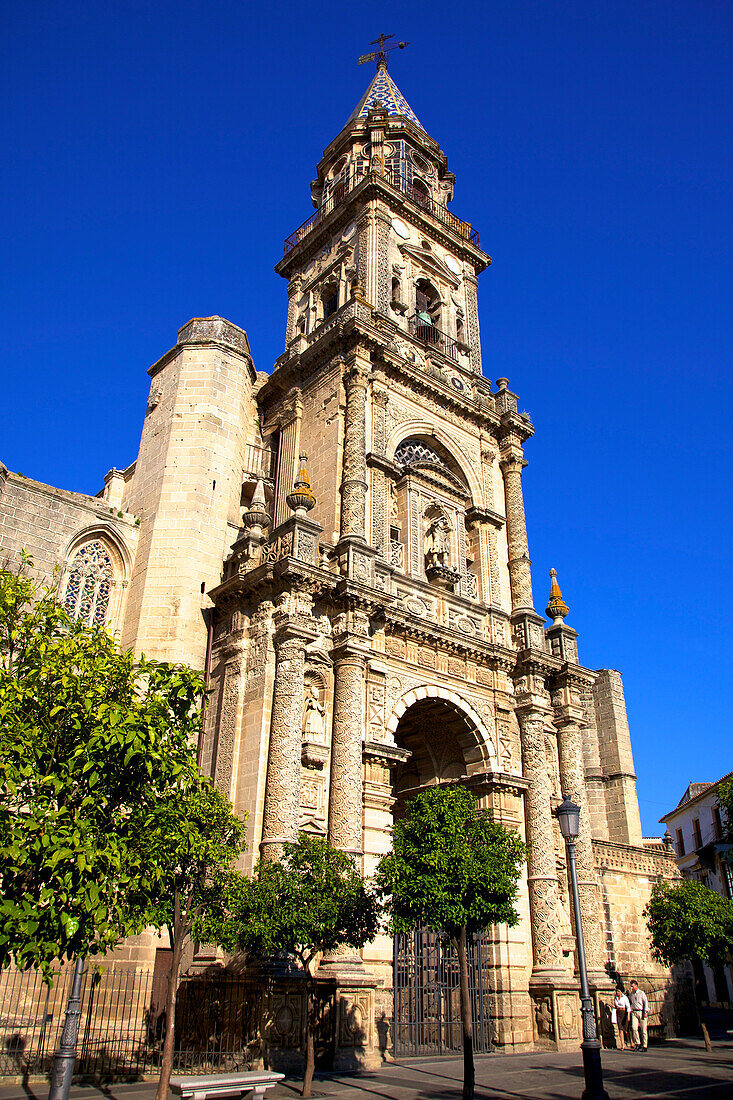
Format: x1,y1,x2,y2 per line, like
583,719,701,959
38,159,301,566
48,956,85,1100
556,795,609,1100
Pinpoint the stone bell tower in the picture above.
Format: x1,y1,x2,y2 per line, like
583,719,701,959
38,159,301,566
200,52,678,1063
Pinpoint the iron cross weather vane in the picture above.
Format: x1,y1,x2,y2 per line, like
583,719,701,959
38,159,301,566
358,33,410,69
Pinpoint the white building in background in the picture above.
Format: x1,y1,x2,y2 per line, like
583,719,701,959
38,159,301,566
661,773,733,1003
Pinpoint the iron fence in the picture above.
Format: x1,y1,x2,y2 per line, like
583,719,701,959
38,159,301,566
0,966,274,1079
393,929,492,1057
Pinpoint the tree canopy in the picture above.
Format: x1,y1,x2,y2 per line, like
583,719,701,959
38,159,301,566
376,784,526,939
644,878,733,971
0,560,204,975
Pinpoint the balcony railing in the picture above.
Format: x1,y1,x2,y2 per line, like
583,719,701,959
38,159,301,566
398,179,479,246
283,169,479,254
408,313,459,361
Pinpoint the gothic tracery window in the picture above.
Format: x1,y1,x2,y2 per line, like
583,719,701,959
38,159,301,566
63,540,115,626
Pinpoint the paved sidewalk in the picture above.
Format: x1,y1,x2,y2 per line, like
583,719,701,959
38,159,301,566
1,1040,731,1100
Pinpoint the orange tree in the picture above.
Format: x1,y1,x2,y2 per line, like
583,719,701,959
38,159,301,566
376,785,525,1100
208,833,379,1098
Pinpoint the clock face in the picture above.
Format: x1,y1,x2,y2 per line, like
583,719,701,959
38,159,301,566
451,374,465,391
392,218,410,240
445,254,462,275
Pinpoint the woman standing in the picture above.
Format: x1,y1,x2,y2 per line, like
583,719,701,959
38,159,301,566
614,985,631,1050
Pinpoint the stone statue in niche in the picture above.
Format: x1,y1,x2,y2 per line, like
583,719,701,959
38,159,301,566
425,515,451,568
303,682,326,741
424,512,460,591
534,996,554,1042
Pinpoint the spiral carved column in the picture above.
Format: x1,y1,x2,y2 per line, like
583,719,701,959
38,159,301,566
260,623,308,860
328,649,366,858
517,707,566,979
499,451,534,612
320,642,368,975
556,717,607,979
339,358,369,543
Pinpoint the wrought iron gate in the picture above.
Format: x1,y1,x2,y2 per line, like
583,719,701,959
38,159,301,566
393,929,492,1057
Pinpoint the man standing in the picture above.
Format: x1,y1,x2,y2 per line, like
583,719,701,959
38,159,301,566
629,979,649,1050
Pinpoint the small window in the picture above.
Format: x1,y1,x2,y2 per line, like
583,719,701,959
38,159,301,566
390,526,400,542
676,828,685,856
692,818,702,849
411,179,430,208
391,276,401,301
321,280,339,319
713,806,723,840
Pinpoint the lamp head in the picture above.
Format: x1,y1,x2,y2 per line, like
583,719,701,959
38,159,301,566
556,795,581,841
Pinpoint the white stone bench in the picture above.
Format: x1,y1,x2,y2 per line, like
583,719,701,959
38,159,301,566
169,1071,285,1100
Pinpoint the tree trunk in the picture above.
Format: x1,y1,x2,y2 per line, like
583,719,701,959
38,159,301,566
455,927,475,1100
691,958,712,1052
155,912,187,1100
302,976,315,1098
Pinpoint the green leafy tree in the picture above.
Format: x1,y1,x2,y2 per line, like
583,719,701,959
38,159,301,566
209,833,379,1098
0,560,203,974
131,781,247,1100
376,785,526,1100
645,878,733,1051
716,779,733,844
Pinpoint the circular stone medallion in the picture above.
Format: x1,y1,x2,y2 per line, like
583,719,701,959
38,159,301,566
445,254,462,275
392,217,410,240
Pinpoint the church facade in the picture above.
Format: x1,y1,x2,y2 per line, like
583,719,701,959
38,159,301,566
1,62,688,1060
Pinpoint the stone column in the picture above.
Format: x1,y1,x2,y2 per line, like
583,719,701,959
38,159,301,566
328,647,367,858
285,274,302,345
556,713,607,981
273,394,302,529
516,703,566,980
260,619,309,859
320,616,370,977
464,271,482,375
339,356,369,543
499,450,534,612
370,388,389,558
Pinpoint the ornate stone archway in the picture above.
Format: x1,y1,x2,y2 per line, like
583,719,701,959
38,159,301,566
386,685,497,775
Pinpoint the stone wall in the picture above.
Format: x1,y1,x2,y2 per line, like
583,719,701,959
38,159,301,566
594,838,694,1036
0,467,138,636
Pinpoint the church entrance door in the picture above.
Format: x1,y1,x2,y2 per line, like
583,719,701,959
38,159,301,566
389,694,495,1057
393,928,492,1056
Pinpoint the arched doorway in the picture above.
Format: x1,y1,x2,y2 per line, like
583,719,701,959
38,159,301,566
389,694,494,1057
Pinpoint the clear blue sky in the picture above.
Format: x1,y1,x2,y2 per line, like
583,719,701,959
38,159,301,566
2,1,731,834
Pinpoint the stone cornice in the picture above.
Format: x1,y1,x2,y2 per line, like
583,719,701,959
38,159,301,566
264,311,500,434
384,612,515,667
593,838,680,878
209,557,337,611
465,504,506,529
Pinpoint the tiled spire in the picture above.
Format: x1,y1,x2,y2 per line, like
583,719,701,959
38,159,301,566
348,64,423,130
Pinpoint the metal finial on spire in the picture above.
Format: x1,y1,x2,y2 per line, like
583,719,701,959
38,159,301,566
358,33,410,70
546,568,569,624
